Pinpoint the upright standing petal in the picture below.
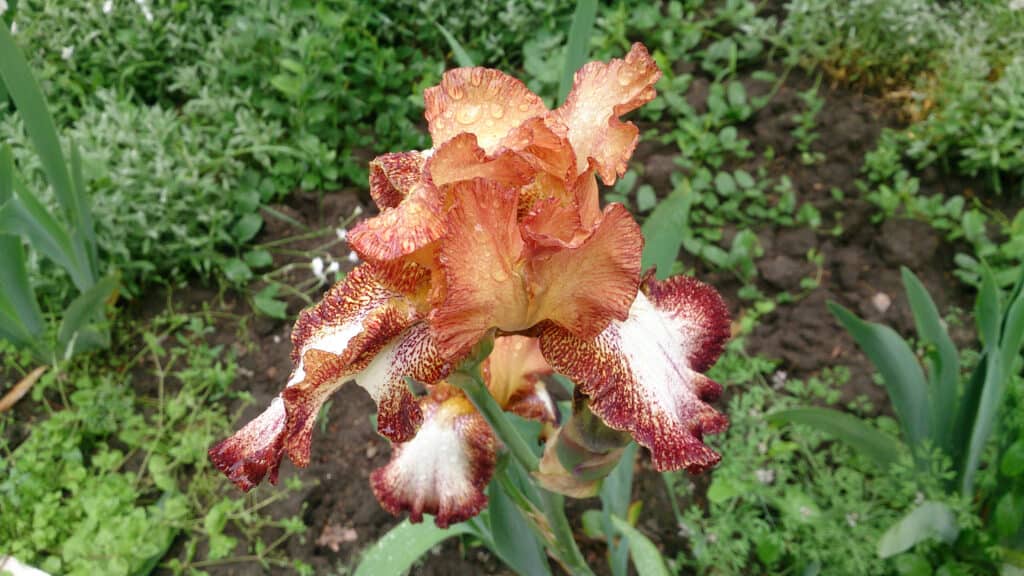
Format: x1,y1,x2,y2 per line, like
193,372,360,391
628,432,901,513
552,43,661,185
539,275,731,473
347,183,446,263
424,67,547,153
426,133,535,189
371,387,496,528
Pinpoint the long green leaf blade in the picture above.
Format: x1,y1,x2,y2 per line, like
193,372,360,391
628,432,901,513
0,24,79,222
602,443,638,576
610,516,671,576
558,0,598,102
354,519,472,576
432,21,475,68
962,265,1023,496
641,179,693,279
877,501,958,558
900,267,959,454
0,145,45,343
57,274,117,359
488,478,551,576
828,302,930,451
768,407,904,468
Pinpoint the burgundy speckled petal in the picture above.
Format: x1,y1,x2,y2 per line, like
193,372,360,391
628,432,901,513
371,387,496,528
539,276,730,473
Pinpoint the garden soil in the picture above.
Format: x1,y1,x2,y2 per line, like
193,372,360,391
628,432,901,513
143,70,979,575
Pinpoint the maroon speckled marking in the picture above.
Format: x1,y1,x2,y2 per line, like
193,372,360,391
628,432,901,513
539,275,730,474
370,388,496,528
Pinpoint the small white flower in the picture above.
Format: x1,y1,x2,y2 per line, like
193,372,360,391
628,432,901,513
846,512,859,527
914,491,925,506
872,292,892,314
706,532,718,544
771,370,788,389
1011,0,1024,11
754,468,775,485
103,0,114,14
311,256,325,281
799,505,813,518
347,251,360,264
326,261,340,275
272,335,281,344
61,46,75,61
757,441,768,455
9,20,16,35
352,205,364,217
335,228,348,241
0,0,8,16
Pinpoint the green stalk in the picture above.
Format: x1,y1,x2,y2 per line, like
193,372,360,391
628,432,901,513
452,366,595,576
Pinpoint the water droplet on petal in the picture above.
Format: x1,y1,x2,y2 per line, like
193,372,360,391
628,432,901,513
617,67,635,86
456,105,482,125
491,269,509,282
490,105,505,119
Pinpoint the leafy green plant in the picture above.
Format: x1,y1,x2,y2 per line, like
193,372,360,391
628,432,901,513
0,312,310,576
669,352,940,575
772,265,1024,569
0,23,115,362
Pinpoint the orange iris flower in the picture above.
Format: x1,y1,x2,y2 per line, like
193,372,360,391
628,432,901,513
210,44,731,526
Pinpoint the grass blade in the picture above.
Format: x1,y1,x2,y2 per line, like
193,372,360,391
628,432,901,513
0,24,79,223
610,516,671,576
432,20,475,68
57,274,117,360
601,443,639,576
354,519,472,576
641,178,693,279
558,0,598,103
769,407,904,468
900,267,959,455
877,501,958,558
0,145,46,345
828,302,930,452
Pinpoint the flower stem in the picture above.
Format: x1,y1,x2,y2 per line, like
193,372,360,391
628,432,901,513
451,371,540,472
452,366,595,576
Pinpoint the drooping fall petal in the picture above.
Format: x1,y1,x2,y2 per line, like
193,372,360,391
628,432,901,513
553,43,661,186
371,387,496,528
424,67,547,153
210,265,451,492
538,275,731,473
368,151,427,209
208,398,286,491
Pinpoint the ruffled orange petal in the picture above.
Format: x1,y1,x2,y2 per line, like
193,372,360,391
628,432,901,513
498,116,576,182
369,151,427,209
430,179,529,357
552,43,661,185
426,133,535,189
424,67,547,153
210,265,450,492
347,182,445,263
520,170,602,247
538,275,731,473
371,387,496,528
524,203,643,339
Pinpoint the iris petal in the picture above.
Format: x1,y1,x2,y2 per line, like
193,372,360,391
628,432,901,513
539,275,730,473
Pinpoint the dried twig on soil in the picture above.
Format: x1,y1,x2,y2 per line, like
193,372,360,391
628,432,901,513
0,366,48,413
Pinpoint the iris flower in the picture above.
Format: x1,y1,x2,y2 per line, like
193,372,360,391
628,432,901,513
210,43,731,526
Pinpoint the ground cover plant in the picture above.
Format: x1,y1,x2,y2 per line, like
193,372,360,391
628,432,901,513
1,1,1022,575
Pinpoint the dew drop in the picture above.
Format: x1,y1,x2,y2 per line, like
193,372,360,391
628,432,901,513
456,104,482,125
491,269,509,282
616,67,635,86
490,105,505,119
